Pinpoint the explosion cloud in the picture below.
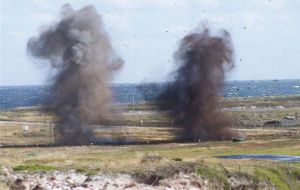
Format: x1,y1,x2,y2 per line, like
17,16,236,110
27,4,123,145
158,27,236,141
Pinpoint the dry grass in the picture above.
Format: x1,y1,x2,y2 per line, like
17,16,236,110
1,95,300,189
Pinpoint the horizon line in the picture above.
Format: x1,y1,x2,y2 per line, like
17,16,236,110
0,78,299,87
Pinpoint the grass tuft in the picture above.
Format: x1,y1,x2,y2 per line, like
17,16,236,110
13,164,56,171
254,166,300,190
197,164,230,190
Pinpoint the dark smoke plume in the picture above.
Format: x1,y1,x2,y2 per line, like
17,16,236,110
158,27,236,141
27,4,123,145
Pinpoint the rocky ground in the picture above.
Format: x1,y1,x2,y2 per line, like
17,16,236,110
1,167,275,190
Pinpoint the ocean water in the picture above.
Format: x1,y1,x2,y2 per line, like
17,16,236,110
0,80,299,109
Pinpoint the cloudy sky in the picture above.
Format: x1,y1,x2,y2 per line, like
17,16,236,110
1,0,299,86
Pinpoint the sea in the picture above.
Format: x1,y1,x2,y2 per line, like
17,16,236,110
0,80,300,109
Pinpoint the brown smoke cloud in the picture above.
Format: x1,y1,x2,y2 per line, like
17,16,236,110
27,4,123,145
158,27,236,141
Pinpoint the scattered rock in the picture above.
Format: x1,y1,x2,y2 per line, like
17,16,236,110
84,176,93,182
81,183,88,188
31,184,43,190
124,181,136,188
0,169,278,190
9,179,26,190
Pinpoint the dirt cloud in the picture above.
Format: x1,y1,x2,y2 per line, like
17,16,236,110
27,4,123,145
157,27,236,141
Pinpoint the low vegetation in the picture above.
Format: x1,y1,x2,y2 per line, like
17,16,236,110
13,164,56,172
1,95,300,189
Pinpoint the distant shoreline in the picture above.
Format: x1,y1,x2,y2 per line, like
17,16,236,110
1,79,300,88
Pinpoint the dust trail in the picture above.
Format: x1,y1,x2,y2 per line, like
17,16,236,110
27,4,123,145
158,27,236,141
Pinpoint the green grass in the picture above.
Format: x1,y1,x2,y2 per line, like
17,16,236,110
1,95,300,188
197,164,230,190
255,168,289,190
254,165,300,190
1,141,300,189
75,167,101,176
13,164,56,171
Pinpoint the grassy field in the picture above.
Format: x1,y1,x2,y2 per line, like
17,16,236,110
1,95,300,189
1,95,299,145
1,137,300,189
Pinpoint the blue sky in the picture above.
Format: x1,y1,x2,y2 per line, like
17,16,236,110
1,0,299,86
